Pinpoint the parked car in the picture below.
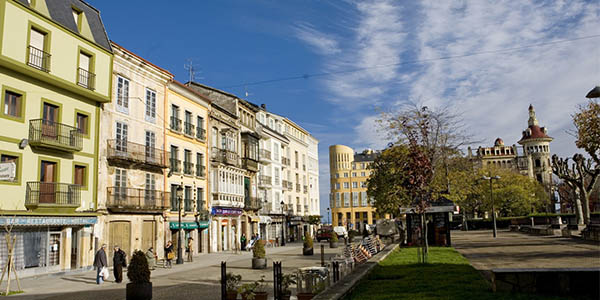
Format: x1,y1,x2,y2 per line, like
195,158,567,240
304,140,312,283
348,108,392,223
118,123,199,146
333,226,349,240
316,229,333,242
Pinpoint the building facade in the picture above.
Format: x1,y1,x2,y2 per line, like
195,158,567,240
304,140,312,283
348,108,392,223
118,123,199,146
0,0,112,276
238,99,260,242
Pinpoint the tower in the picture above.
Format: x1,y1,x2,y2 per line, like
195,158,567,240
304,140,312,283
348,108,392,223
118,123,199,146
517,105,553,186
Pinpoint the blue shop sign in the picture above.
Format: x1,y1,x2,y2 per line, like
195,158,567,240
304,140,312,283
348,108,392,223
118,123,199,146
211,207,242,216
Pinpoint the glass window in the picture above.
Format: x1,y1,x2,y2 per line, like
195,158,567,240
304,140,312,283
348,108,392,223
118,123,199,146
343,182,349,189
352,182,358,188
76,113,88,135
184,186,192,211
145,89,156,121
116,76,129,112
3,90,22,118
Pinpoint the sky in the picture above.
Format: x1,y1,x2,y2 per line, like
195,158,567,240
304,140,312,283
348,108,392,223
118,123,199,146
91,0,600,220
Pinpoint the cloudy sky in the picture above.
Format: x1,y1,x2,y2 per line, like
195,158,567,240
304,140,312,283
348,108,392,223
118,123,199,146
94,0,599,218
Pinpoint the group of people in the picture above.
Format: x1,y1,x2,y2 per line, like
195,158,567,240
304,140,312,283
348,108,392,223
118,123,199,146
93,238,193,285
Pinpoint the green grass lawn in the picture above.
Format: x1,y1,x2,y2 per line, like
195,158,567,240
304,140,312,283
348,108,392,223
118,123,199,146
347,247,573,300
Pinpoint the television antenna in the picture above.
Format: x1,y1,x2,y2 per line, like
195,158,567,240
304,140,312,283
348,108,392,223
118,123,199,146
184,59,203,83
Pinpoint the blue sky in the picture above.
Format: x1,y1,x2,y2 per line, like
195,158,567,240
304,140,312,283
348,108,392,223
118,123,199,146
92,0,599,219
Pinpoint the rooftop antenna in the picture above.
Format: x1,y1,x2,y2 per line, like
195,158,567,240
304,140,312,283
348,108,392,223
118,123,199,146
184,59,203,83
244,84,253,98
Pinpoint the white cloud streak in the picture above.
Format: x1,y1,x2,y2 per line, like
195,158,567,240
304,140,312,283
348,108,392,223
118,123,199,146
294,23,341,55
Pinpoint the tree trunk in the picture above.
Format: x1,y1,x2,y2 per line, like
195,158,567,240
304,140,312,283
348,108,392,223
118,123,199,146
421,213,428,264
574,189,584,225
462,210,468,231
580,188,590,225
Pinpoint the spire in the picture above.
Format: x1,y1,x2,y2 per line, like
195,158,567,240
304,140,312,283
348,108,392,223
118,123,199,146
528,104,538,127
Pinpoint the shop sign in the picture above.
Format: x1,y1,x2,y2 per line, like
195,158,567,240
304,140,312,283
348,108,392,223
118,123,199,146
198,220,210,229
169,222,199,230
0,216,97,226
211,207,242,216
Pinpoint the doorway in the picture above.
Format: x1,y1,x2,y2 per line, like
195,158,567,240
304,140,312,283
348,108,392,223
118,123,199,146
71,228,79,269
40,160,57,203
109,221,131,264
142,220,156,252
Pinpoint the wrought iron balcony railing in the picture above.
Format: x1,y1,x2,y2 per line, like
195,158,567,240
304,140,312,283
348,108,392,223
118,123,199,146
184,122,195,137
303,164,306,171
183,161,194,175
107,139,168,168
210,147,239,167
27,46,50,72
196,127,206,141
196,165,206,178
259,149,271,161
259,175,272,186
244,197,262,211
106,187,170,211
242,157,258,172
170,116,182,132
170,158,181,173
304,185,308,194
296,183,301,192
26,182,80,207
282,157,291,166
77,67,95,90
29,119,82,152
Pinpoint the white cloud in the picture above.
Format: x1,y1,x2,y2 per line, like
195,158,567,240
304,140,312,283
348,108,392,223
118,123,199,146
294,23,341,55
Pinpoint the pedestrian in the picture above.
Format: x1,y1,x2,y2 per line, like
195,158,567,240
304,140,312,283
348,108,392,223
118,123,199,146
145,247,156,270
164,241,174,268
240,233,247,251
113,245,127,283
187,237,194,262
93,244,108,284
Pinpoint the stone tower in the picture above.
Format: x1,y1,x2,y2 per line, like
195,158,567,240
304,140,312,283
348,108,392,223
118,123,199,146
518,105,553,187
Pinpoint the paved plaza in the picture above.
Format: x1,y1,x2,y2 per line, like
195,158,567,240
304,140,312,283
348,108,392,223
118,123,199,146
7,241,341,300
453,229,600,270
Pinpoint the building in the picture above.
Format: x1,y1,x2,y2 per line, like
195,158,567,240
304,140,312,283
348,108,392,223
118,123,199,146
329,145,380,232
307,135,320,218
237,99,260,241
97,42,172,263
165,81,210,256
0,0,112,276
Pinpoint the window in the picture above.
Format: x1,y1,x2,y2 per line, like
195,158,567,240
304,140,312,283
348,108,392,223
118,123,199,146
170,184,179,211
72,7,82,31
116,76,129,113
145,131,155,160
0,154,18,182
352,182,358,188
352,172,357,177
343,192,349,207
77,52,93,89
335,183,340,189
28,28,48,72
145,173,156,202
76,113,88,135
115,122,128,152
170,105,180,130
352,192,359,207
145,89,156,122
344,173,348,178
212,127,218,148
335,173,339,178
74,164,86,188
197,187,204,211
115,168,127,199
361,172,365,177
535,159,541,168
3,90,22,119
343,182,349,189
361,191,368,206
184,186,192,211
274,168,280,185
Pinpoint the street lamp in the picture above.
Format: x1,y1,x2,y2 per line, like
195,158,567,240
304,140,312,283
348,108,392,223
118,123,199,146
327,207,330,225
585,85,600,98
481,175,501,238
280,200,286,246
176,185,184,265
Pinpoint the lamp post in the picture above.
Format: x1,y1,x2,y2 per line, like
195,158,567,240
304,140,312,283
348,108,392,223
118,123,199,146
327,207,330,225
481,175,501,238
280,200,286,246
176,185,184,265
585,85,600,99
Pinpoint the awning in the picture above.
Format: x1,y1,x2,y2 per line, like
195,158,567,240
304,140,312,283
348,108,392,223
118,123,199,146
259,216,272,224
170,222,199,230
198,220,210,229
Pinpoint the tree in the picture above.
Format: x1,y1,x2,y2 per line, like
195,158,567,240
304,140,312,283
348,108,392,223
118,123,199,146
367,145,411,215
573,100,600,164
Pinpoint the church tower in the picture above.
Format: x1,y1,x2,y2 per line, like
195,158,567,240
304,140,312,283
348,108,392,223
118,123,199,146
518,105,553,186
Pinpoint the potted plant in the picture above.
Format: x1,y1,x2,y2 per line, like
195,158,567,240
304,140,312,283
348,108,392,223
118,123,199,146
239,275,268,300
126,250,152,300
281,273,297,300
329,231,338,248
303,233,314,256
226,273,242,300
252,239,267,269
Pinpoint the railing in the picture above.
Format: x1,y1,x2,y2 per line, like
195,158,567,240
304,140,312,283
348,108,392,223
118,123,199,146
282,157,290,166
259,175,272,186
296,183,301,192
184,122,195,137
297,204,302,213
77,67,95,90
27,46,50,72
282,180,290,190
183,161,194,175
196,165,206,178
304,185,308,193
244,197,262,210
210,147,239,166
170,158,181,173
26,182,80,207
242,157,258,172
304,205,309,212
29,119,82,152
106,187,169,211
196,127,206,141
259,149,271,161
170,116,182,132
106,139,168,168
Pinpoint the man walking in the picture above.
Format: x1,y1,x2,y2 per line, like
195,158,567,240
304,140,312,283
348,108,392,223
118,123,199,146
113,245,127,283
93,244,107,284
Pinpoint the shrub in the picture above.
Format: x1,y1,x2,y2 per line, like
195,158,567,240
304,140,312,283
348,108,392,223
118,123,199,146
281,273,297,294
303,233,313,249
330,232,338,242
127,250,150,284
226,273,242,292
253,239,265,259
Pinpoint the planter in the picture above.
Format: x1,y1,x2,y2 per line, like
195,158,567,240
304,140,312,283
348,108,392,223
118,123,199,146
254,292,268,300
226,291,238,300
252,257,267,269
297,292,315,300
302,247,314,256
329,241,338,248
281,291,292,300
126,282,152,300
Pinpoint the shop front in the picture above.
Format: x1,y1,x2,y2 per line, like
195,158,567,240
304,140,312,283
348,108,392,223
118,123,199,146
169,220,209,256
210,207,242,252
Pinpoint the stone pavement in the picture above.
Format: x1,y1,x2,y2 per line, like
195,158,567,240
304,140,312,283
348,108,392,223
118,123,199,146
8,241,343,300
452,229,600,270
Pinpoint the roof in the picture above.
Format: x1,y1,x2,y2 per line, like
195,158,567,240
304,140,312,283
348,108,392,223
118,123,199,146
18,0,112,52
354,151,379,162
519,125,552,143
169,80,212,104
111,41,173,77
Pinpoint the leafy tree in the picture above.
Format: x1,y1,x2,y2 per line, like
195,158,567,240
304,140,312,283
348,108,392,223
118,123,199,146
573,100,600,164
367,145,411,215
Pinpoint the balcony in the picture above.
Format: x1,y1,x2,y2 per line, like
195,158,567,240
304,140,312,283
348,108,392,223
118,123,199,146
77,67,95,90
211,147,239,167
196,165,206,178
282,157,290,166
27,46,50,72
29,119,82,152
259,149,271,162
106,187,170,213
196,127,206,141
259,175,272,187
242,157,259,172
184,122,195,137
107,139,168,169
244,197,262,211
304,185,308,194
183,161,194,176
26,182,80,211
170,158,181,174
303,164,306,171
170,116,182,132
282,180,290,190
296,183,301,192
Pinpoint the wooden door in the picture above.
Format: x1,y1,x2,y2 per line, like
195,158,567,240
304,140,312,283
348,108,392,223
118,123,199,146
142,220,156,252
39,161,56,203
109,221,131,265
42,103,58,139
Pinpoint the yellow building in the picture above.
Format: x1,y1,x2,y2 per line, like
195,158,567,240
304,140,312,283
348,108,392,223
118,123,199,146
0,0,112,276
329,145,381,231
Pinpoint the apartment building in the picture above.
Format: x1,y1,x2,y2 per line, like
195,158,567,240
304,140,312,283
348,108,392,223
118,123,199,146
97,42,172,263
0,0,112,276
307,135,320,218
238,99,260,240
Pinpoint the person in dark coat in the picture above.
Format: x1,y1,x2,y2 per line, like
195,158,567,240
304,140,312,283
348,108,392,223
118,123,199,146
164,241,174,268
112,245,127,283
240,233,247,251
93,244,108,284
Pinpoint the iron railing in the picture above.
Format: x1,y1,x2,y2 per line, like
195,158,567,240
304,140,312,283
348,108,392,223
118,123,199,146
259,149,271,161
170,116,182,132
304,205,309,212
259,175,272,186
184,122,195,137
210,147,239,166
304,185,308,194
184,161,194,175
170,158,181,173
29,119,82,152
196,127,206,141
196,165,206,178
297,204,302,213
106,187,169,211
282,157,290,166
244,197,262,210
26,182,80,207
27,46,50,72
77,67,95,90
296,183,301,192
107,139,168,168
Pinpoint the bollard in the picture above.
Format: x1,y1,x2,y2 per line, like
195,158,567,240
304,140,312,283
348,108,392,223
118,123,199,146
221,261,226,300
332,261,340,283
273,261,282,300
320,244,325,267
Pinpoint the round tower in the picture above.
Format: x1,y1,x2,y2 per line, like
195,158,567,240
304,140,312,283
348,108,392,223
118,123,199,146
517,105,553,186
